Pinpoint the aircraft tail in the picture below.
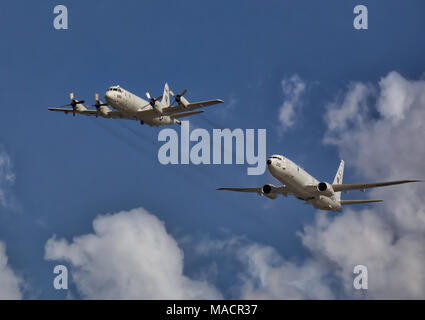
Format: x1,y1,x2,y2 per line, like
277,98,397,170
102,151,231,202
161,83,170,106
333,160,344,201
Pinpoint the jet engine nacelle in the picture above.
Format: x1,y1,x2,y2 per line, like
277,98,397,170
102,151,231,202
317,182,334,197
262,184,279,199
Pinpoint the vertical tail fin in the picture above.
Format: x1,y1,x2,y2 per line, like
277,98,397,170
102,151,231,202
333,160,344,201
161,83,170,106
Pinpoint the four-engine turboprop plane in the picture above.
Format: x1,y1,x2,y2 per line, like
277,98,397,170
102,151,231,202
218,155,422,211
48,83,224,127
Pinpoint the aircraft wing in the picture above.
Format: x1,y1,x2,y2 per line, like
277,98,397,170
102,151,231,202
135,99,224,119
172,110,204,119
332,179,422,192
48,108,130,119
217,185,289,196
49,108,79,113
217,187,263,194
164,99,224,114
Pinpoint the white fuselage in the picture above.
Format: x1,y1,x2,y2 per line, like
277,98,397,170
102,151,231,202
267,155,342,211
104,86,175,126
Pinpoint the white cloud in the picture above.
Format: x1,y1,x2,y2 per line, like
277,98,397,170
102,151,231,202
44,208,221,299
324,71,425,233
0,241,22,299
192,236,335,299
312,71,425,298
278,75,306,129
324,82,375,133
236,243,334,299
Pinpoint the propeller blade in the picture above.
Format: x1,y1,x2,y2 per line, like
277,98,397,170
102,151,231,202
76,100,85,104
169,89,187,106
146,92,151,100
70,92,74,100
95,93,99,101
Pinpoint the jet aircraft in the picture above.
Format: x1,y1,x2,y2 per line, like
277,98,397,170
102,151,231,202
218,155,421,211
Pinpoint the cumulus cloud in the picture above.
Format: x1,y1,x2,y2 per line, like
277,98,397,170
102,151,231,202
312,71,425,298
0,242,22,299
324,71,425,233
278,75,306,129
192,236,335,299
44,208,221,299
236,243,335,299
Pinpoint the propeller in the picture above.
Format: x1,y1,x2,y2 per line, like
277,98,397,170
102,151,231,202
59,92,85,116
90,93,108,117
170,89,187,106
141,92,162,110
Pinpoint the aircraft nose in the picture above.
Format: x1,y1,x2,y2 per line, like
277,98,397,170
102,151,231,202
105,91,113,102
267,159,272,165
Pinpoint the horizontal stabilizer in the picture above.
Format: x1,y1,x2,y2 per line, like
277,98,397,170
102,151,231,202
340,200,383,205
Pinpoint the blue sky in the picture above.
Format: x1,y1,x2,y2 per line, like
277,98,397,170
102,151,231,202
1,0,425,299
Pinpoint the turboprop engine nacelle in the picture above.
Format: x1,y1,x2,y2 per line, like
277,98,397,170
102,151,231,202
99,105,111,117
261,184,279,199
317,182,334,197
179,96,190,108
